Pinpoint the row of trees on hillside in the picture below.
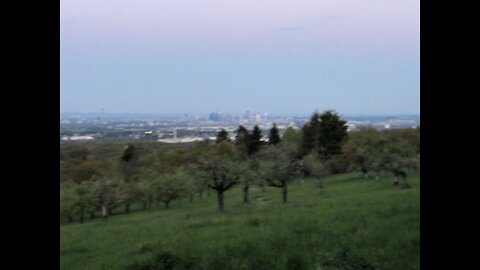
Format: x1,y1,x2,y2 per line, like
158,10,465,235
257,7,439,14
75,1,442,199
60,110,420,223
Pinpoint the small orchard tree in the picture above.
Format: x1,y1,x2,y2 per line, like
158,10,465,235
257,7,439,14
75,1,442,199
137,170,161,210
151,170,187,209
94,176,122,219
137,179,155,210
389,156,419,188
60,181,98,224
118,181,143,213
257,145,299,203
239,161,259,203
302,153,330,189
371,140,418,186
78,180,100,222
197,142,245,211
183,165,209,202
60,182,76,223
342,127,382,179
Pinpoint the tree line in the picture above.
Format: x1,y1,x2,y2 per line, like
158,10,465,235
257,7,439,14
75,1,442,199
60,110,420,223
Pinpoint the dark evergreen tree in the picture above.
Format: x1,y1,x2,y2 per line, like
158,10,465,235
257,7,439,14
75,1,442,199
248,125,262,155
300,111,348,160
215,129,229,143
121,144,137,162
317,111,348,159
235,125,251,155
300,112,321,156
121,144,139,182
268,123,281,145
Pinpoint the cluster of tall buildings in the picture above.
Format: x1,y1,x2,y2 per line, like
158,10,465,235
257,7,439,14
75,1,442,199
208,110,268,124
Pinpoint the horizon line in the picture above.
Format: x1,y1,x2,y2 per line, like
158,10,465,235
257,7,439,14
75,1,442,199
60,111,420,117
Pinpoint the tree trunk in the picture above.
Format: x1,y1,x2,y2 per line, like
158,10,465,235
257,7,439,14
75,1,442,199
394,177,399,185
217,190,225,211
80,207,85,223
125,203,130,213
282,182,288,203
243,184,250,203
102,205,108,219
90,212,95,219
317,177,323,189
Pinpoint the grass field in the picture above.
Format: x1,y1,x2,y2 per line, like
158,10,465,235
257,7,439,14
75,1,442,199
60,172,420,270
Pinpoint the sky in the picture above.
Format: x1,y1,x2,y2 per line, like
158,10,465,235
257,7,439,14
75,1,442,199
60,0,420,116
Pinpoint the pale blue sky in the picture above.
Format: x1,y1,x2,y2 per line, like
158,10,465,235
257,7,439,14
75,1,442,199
60,0,419,115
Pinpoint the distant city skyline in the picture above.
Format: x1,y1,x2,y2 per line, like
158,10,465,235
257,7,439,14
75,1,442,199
60,111,420,119
61,0,419,116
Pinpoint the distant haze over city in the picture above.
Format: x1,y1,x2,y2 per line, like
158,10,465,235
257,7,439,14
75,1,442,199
60,112,419,119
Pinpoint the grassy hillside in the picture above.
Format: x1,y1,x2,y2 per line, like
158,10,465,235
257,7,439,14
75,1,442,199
60,173,420,270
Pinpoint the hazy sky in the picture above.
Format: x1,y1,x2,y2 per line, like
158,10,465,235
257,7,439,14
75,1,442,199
60,0,419,115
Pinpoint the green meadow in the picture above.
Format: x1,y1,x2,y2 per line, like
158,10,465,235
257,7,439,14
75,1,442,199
60,172,419,270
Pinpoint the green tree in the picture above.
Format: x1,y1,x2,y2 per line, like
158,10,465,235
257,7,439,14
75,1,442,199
60,182,76,223
384,128,420,154
94,176,122,219
183,165,209,202
118,181,143,213
302,153,330,189
72,181,98,223
66,145,89,161
282,127,303,149
233,125,263,201
342,127,381,178
60,181,98,223
61,159,104,184
317,111,349,159
151,170,187,209
370,139,418,186
137,179,154,210
197,142,245,211
268,123,281,145
256,145,299,203
239,160,259,203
